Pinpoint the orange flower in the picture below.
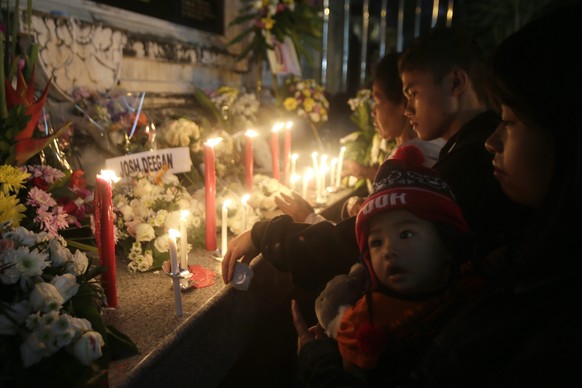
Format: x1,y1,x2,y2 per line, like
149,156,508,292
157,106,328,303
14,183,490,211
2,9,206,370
3,68,70,165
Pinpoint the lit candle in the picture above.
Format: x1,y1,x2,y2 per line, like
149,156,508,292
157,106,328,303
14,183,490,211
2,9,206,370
283,121,293,185
241,194,250,231
271,122,283,180
168,229,183,317
336,146,346,189
221,199,232,259
244,129,257,192
94,170,120,308
303,167,314,199
329,157,338,189
290,174,300,192
204,137,222,251
317,154,328,204
179,210,189,270
290,153,299,187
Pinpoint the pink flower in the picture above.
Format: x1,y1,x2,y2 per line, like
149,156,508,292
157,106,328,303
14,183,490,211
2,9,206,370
27,187,57,209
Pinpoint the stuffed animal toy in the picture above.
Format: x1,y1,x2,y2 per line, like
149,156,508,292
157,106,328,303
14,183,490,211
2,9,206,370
314,263,367,338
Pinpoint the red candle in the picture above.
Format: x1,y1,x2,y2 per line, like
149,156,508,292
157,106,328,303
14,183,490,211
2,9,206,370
94,171,118,308
204,138,222,251
283,121,293,185
244,130,257,192
271,123,283,180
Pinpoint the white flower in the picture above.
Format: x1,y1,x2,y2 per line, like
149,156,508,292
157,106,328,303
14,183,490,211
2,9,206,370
69,330,105,365
135,223,155,242
0,246,50,284
152,209,169,228
30,283,65,313
4,226,39,246
154,234,169,253
51,273,80,302
67,250,89,276
48,239,72,266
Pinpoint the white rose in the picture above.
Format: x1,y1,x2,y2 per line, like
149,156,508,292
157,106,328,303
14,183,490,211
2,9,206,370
49,239,72,266
67,249,89,276
69,330,105,365
154,234,169,253
30,283,64,313
135,223,156,242
51,273,80,302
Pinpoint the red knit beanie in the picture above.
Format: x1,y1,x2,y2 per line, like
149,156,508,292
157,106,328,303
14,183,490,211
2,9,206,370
355,145,469,290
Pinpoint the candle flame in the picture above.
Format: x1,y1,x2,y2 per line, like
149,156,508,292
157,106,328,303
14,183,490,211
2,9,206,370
180,209,189,220
291,174,300,184
99,170,120,183
241,194,250,205
272,122,284,132
291,153,299,161
169,229,180,239
245,129,258,137
285,121,293,129
206,137,223,147
223,199,232,208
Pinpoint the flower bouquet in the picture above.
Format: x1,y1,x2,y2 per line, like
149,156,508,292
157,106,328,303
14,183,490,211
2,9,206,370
227,0,322,65
0,164,138,386
112,169,206,272
0,222,137,386
72,87,151,156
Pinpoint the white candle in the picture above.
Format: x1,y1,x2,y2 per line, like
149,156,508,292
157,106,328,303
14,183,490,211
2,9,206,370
290,153,299,187
179,210,189,270
336,146,346,189
168,229,183,317
241,194,250,231
290,174,300,192
329,157,338,188
221,199,232,259
303,167,313,199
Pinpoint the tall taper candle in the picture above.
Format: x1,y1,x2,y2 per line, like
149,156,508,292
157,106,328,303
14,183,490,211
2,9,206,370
221,199,232,259
271,122,283,180
179,210,189,270
336,146,346,189
204,138,222,251
168,229,183,317
244,130,257,192
94,170,120,308
283,121,293,185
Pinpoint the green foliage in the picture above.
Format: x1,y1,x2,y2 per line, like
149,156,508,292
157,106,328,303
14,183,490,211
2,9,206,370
228,0,322,65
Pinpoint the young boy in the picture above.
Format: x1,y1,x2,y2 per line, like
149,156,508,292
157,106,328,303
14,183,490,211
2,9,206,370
399,26,529,264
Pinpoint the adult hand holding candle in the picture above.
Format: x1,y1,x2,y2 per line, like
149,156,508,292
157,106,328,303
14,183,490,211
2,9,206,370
244,129,257,192
179,210,189,270
94,170,120,308
221,199,232,260
168,229,183,317
204,137,222,251
271,122,283,180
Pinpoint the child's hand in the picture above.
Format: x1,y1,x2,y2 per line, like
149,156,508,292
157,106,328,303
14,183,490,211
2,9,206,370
291,299,325,354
